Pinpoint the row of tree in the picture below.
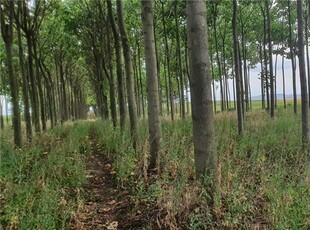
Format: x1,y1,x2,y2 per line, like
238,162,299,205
0,0,309,184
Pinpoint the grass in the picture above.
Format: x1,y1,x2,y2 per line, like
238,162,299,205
91,108,309,229
1,107,309,229
0,121,92,229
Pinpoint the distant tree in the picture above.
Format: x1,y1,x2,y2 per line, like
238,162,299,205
297,0,309,146
186,0,216,181
0,0,22,147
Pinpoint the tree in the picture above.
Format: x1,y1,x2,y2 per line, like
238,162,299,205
266,0,275,118
0,0,22,147
186,0,216,180
233,0,244,135
117,0,138,148
107,0,126,131
297,0,309,146
141,0,162,172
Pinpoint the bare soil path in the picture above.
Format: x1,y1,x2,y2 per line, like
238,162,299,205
70,131,152,230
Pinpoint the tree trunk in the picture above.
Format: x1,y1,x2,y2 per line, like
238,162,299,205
306,1,310,108
0,0,22,147
26,33,41,132
297,0,309,146
137,42,145,118
161,0,174,121
233,0,244,136
186,0,216,181
107,0,126,131
288,1,297,114
0,98,4,129
266,0,275,118
107,25,117,128
282,52,287,109
259,42,266,110
33,39,46,130
174,2,185,119
117,0,138,148
141,0,162,172
16,6,32,141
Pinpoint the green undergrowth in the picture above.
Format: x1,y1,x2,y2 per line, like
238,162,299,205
0,121,92,229
1,109,309,229
92,109,309,229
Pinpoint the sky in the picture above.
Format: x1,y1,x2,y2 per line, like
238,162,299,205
213,52,306,100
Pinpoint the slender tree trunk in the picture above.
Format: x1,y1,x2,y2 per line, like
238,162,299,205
266,0,275,118
0,98,3,129
288,1,297,114
33,39,46,130
263,24,270,111
26,33,41,132
274,52,278,108
233,0,244,136
107,26,117,128
210,54,217,113
141,0,162,172
16,8,32,141
259,43,266,109
161,0,174,121
174,2,185,119
282,53,287,109
186,0,216,181
214,16,225,112
107,0,126,131
306,1,310,108
0,1,22,147
137,42,145,118
297,0,309,146
241,26,249,112
117,0,138,148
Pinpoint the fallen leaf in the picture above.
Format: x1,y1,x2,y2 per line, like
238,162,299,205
106,221,118,230
107,200,116,205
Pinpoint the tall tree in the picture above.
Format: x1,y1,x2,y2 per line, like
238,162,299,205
297,0,309,146
233,0,244,135
288,0,298,114
186,0,216,180
116,0,138,148
141,0,162,172
0,0,22,147
266,0,275,118
107,0,126,131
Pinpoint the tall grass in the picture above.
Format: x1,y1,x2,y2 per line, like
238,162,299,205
0,122,92,229
92,109,309,229
1,108,309,229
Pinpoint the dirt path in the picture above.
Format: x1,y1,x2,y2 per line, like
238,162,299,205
71,132,151,230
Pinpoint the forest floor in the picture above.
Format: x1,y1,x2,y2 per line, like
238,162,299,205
70,131,154,230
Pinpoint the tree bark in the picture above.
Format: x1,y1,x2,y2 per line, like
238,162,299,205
266,0,275,118
117,0,138,148
0,0,22,147
107,0,126,131
297,0,309,146
16,3,32,141
186,0,216,180
141,0,162,172
288,0,297,114
233,0,244,136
